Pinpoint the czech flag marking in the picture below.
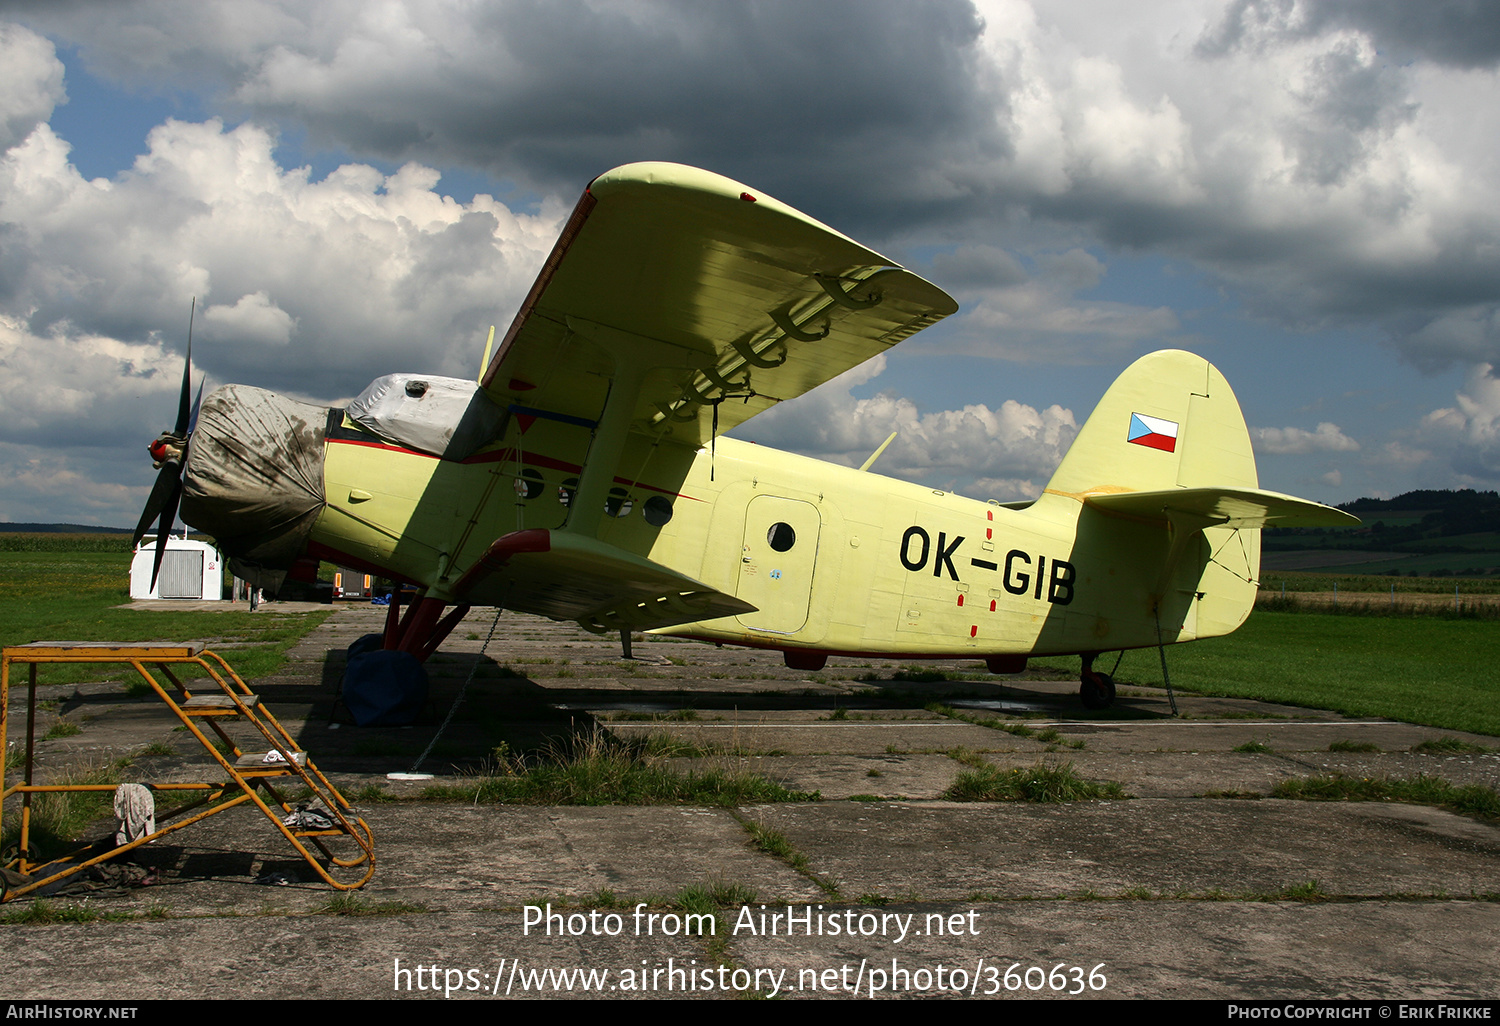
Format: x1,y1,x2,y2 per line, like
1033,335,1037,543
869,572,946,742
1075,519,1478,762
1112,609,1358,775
1127,413,1178,453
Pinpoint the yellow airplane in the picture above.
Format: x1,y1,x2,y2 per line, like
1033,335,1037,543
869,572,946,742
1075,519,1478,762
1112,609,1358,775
135,162,1356,722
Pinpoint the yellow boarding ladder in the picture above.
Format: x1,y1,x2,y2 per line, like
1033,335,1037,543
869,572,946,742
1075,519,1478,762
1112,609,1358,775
1,642,374,899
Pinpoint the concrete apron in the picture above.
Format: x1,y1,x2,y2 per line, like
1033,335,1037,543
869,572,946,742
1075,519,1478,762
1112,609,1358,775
5,605,1498,1000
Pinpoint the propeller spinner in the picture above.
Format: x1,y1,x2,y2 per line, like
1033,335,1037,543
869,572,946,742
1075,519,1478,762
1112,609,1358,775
132,300,200,591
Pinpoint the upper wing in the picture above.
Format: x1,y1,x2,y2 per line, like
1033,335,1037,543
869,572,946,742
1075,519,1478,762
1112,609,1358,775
480,163,957,447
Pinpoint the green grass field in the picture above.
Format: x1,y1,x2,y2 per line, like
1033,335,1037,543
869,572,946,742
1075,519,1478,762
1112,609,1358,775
3,538,1497,738
1108,611,1500,737
0,546,330,685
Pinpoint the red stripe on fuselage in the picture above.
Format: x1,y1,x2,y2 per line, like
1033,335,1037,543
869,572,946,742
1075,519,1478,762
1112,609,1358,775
326,437,701,499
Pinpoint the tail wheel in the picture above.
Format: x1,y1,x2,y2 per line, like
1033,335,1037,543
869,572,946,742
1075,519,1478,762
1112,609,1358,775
1080,670,1115,710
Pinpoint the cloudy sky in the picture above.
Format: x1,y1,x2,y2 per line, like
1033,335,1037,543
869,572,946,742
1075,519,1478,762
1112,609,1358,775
3,0,1500,526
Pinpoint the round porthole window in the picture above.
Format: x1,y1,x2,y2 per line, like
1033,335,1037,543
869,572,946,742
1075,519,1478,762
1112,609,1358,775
513,469,543,500
558,477,578,506
643,495,674,526
767,522,796,552
606,488,634,518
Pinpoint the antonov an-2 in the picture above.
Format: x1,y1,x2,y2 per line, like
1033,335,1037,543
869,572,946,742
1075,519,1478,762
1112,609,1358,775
136,162,1355,720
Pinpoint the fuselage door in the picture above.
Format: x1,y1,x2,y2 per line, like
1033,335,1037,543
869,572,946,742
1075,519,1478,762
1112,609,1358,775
736,495,821,634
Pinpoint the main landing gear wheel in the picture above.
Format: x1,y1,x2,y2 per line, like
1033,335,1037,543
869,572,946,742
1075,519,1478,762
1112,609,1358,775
1080,670,1115,710
1078,653,1116,709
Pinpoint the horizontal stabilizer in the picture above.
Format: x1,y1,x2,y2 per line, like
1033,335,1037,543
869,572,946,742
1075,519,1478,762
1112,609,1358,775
1085,487,1359,529
452,529,756,632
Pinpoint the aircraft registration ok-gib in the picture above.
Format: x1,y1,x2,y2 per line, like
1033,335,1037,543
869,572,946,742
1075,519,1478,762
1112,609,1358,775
135,162,1355,720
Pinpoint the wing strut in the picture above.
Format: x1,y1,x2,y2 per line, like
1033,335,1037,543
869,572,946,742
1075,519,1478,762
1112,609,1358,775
562,317,707,538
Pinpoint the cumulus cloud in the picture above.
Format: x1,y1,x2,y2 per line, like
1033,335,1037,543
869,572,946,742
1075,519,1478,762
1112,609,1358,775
0,313,181,446
0,115,563,398
0,23,63,151
6,2,1500,371
1200,0,1500,70
0,447,149,524
935,245,1182,364
7,3,1500,517
202,291,295,347
1417,363,1500,482
0,313,186,524
1252,421,1360,455
0,66,564,525
739,354,1078,501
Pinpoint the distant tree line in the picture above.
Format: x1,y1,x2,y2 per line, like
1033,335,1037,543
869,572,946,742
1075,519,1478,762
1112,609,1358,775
1266,489,1500,552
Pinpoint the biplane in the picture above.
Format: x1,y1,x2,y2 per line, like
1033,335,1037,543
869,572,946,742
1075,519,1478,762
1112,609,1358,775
135,162,1355,719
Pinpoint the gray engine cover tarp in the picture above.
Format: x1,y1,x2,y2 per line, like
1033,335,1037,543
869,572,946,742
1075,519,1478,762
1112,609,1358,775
346,374,505,461
180,384,328,574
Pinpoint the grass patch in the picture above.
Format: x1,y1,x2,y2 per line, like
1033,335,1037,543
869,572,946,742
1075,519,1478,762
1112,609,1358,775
418,729,817,806
1,760,122,861
1119,610,1500,736
1274,880,1329,902
944,746,989,769
897,667,952,682
926,702,1037,737
350,784,394,803
944,761,1127,802
1329,739,1381,753
2,900,104,924
1272,774,1500,819
669,880,757,931
743,821,807,870
0,550,333,688
134,741,176,757
1233,740,1272,754
636,733,717,759
43,721,82,739
738,818,840,898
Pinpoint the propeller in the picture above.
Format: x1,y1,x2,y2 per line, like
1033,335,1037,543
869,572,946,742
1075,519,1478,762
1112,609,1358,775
132,299,196,591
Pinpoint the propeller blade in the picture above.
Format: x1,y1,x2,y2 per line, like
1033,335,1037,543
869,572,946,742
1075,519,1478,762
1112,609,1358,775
132,464,180,548
174,298,195,435
136,298,196,588
148,475,183,593
188,377,205,434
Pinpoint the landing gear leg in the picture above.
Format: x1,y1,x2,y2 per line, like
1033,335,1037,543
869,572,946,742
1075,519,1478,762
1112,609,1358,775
342,589,471,726
1079,652,1116,710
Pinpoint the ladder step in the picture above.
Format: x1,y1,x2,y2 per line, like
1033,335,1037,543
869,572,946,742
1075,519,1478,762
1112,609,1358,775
234,751,307,769
183,694,260,711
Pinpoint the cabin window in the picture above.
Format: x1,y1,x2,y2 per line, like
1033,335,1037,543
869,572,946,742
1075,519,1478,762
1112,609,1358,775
767,522,796,552
643,496,674,526
606,488,634,518
513,469,543,500
558,477,578,506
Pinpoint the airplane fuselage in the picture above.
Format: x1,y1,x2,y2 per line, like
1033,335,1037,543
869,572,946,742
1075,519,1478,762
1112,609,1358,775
310,421,1256,666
